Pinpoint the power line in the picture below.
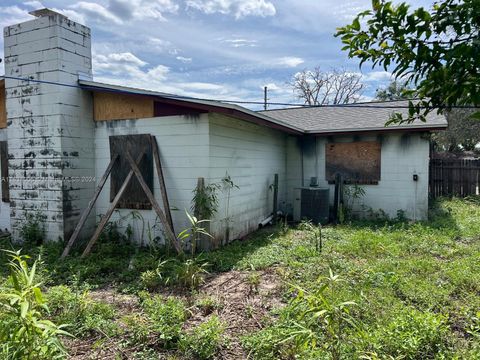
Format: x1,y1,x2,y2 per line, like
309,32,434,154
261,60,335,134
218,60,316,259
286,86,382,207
1,74,479,110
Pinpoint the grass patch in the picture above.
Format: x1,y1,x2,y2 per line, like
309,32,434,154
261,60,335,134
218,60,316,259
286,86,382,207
1,197,480,358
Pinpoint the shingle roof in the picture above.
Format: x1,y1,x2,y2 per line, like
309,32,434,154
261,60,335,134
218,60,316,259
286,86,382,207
76,79,447,135
259,100,448,134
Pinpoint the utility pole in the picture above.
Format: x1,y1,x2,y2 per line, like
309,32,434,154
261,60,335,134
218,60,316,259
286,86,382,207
264,86,268,110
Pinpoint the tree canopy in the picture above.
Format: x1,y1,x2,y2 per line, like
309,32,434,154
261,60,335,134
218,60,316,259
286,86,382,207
375,81,410,101
336,0,479,123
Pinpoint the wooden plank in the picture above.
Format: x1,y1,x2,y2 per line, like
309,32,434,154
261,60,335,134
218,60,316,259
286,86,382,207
61,154,119,259
125,151,182,255
151,135,174,232
0,141,9,202
81,153,145,258
0,80,6,129
93,92,154,121
325,141,381,183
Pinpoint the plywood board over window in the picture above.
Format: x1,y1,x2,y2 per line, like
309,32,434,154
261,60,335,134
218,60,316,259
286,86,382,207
326,141,381,184
109,134,153,209
94,92,154,121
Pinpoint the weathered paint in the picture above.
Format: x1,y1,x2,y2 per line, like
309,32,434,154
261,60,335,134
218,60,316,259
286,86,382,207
208,113,287,243
287,132,430,220
94,114,210,245
93,112,287,246
4,12,96,242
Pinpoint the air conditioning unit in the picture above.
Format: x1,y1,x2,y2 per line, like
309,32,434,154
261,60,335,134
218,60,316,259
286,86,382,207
300,187,330,224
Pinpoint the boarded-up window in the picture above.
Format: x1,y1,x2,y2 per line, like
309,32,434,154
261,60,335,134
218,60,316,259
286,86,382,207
326,141,381,184
109,134,153,209
0,141,9,202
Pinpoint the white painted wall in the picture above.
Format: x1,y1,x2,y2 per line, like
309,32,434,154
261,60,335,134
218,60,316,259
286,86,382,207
94,114,210,246
287,132,430,221
93,112,288,248
208,113,287,243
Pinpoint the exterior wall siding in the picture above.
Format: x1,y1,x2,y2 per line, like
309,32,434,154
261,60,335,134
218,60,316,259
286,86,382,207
94,114,210,245
208,113,287,243
3,13,95,242
287,132,430,221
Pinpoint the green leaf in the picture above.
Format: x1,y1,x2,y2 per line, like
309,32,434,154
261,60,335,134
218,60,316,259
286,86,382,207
20,301,29,318
33,287,44,305
352,17,360,31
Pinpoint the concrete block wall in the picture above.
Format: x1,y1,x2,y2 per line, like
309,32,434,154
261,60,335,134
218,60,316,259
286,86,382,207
208,113,287,242
287,132,430,221
3,11,96,242
94,115,210,246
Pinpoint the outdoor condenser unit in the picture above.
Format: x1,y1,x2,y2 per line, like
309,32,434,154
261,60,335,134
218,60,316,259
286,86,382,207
300,187,330,224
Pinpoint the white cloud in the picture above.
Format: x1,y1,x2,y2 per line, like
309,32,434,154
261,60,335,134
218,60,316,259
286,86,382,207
186,0,276,19
146,65,170,80
23,1,44,8
362,71,392,82
275,56,304,68
93,52,149,76
108,0,178,21
222,38,258,48
176,56,192,63
61,0,179,26
70,2,123,24
100,52,147,67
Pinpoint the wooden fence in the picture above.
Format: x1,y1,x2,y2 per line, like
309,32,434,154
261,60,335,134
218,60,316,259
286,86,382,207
429,159,480,198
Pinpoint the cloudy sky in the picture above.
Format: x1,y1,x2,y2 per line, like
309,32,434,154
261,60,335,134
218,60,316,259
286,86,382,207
0,0,433,109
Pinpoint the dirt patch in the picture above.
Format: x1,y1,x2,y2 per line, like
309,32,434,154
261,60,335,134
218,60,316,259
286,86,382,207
195,268,285,359
65,269,284,359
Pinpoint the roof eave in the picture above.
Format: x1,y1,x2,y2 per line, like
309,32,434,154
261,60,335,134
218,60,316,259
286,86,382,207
306,125,448,136
78,80,303,135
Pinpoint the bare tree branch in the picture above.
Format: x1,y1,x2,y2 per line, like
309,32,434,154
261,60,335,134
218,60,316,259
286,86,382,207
289,67,364,105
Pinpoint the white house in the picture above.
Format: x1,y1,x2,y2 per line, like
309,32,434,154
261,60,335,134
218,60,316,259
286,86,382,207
0,9,447,247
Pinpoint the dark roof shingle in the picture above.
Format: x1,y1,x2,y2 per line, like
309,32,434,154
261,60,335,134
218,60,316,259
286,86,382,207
260,100,447,134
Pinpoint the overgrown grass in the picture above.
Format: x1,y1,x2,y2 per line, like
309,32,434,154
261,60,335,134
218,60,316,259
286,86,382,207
0,197,479,358
240,198,480,359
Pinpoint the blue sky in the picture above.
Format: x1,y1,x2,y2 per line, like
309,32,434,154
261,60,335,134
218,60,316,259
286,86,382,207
0,0,433,110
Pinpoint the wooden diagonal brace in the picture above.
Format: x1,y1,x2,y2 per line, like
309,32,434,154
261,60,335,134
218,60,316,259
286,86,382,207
151,135,174,233
125,150,183,255
61,154,119,259
81,152,145,258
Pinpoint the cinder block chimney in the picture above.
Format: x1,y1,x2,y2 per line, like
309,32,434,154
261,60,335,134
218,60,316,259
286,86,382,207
3,9,96,242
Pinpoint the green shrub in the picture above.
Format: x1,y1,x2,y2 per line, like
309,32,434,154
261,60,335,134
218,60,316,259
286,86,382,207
140,259,174,290
180,315,226,359
364,307,452,358
173,258,209,289
243,270,357,360
20,212,46,245
139,292,187,346
121,314,152,345
0,250,70,359
46,285,118,337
